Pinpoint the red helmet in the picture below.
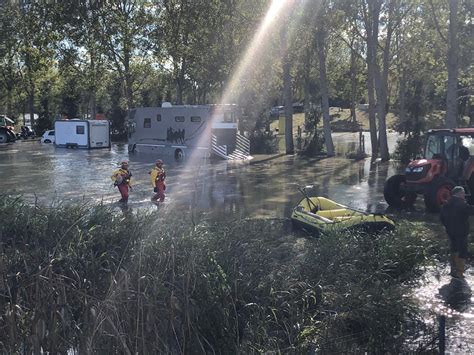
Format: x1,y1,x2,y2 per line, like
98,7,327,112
155,159,163,165
121,160,129,166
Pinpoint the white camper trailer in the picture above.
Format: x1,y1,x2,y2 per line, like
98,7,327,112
54,120,110,149
127,104,251,160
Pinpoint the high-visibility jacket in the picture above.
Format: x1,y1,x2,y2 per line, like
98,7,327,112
111,168,132,186
150,166,166,187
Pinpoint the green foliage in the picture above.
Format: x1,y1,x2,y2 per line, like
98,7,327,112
0,196,442,353
1,0,472,139
246,110,279,154
301,109,325,156
393,134,425,164
249,131,278,154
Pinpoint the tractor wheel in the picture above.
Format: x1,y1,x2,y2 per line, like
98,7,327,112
384,174,416,208
174,148,184,161
0,131,9,144
424,177,454,212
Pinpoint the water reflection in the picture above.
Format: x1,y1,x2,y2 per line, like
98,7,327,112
413,266,474,353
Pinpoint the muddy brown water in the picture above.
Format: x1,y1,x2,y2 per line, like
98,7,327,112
0,132,473,351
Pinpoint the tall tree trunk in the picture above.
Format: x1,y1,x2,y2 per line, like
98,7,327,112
26,51,35,129
5,57,14,119
317,28,335,156
28,88,35,130
176,58,186,105
445,0,458,128
304,46,311,122
122,9,134,112
398,67,407,132
365,0,380,160
90,53,97,120
350,43,357,123
280,23,294,154
375,0,393,162
123,45,133,111
6,87,13,119
90,91,97,120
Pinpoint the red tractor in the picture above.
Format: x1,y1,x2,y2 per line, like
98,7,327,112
384,128,474,212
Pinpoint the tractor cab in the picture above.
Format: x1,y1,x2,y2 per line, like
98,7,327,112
385,128,474,212
422,131,474,179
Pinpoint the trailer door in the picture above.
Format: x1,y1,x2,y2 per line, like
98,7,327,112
89,122,109,148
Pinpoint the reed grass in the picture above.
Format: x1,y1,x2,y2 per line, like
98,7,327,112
0,195,443,353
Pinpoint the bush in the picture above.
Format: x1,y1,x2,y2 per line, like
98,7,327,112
249,131,278,154
393,134,424,164
301,109,325,156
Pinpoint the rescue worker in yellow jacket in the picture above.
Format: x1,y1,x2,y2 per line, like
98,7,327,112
111,161,132,203
150,159,166,202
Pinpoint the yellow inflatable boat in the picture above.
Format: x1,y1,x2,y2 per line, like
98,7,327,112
291,195,395,235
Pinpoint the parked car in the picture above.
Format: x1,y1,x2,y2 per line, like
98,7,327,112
270,106,285,117
292,102,304,113
41,130,55,143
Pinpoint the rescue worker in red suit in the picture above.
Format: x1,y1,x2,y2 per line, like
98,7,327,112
440,186,474,278
150,159,166,202
111,161,132,203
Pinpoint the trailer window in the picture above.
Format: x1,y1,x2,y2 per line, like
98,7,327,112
143,118,151,128
190,116,201,123
156,114,161,122
76,126,85,134
175,116,185,122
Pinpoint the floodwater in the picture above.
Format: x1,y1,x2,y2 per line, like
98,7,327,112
0,133,400,217
0,132,473,351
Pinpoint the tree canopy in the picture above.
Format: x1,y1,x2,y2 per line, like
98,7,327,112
0,0,472,157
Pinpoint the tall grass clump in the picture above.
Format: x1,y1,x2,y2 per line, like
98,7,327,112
0,196,442,353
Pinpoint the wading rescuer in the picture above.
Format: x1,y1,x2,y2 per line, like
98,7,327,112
111,161,132,203
150,159,166,202
440,186,474,279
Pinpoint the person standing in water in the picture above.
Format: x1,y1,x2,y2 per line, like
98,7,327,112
440,186,474,278
111,161,132,203
150,159,166,202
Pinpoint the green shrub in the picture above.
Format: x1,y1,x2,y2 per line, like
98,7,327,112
249,131,278,154
393,134,424,164
301,109,325,156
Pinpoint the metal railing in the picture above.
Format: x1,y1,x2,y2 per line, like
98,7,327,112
211,133,251,160
211,134,228,159
236,132,250,156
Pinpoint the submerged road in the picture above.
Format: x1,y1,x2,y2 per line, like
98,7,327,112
0,134,400,217
1,133,473,351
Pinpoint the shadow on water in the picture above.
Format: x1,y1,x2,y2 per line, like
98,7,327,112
439,278,472,313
